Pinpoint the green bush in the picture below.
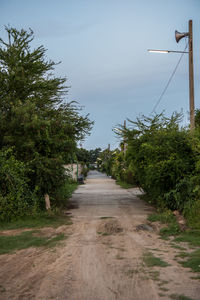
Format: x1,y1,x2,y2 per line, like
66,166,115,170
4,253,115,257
120,113,196,211
0,148,38,221
81,164,89,178
51,180,78,208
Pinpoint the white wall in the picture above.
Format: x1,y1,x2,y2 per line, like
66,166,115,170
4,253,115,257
63,164,82,180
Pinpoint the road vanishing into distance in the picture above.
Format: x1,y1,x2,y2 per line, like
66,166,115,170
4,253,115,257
0,171,199,300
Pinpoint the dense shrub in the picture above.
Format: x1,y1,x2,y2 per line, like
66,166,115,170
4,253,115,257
0,148,38,221
112,113,200,228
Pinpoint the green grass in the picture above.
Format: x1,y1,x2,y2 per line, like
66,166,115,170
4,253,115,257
54,181,78,207
170,243,186,250
148,211,181,238
160,224,180,238
175,252,189,259
171,231,200,273
190,275,200,280
0,231,67,254
158,280,169,286
148,213,200,275
178,249,200,273
147,211,175,224
0,213,72,231
116,181,135,189
143,252,170,267
170,294,195,300
174,230,200,247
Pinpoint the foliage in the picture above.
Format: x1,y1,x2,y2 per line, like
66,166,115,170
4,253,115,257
96,111,199,229
112,113,200,226
81,164,89,178
0,148,38,221
51,180,78,209
98,148,119,176
148,211,180,238
0,26,92,220
116,180,135,189
76,147,101,166
147,211,176,224
124,113,194,206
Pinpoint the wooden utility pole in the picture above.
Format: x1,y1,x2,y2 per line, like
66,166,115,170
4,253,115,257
124,120,127,154
188,20,195,132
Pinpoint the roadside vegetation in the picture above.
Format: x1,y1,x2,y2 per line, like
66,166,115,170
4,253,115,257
0,212,73,231
97,111,200,278
0,231,67,255
0,26,93,222
143,251,170,267
98,112,200,231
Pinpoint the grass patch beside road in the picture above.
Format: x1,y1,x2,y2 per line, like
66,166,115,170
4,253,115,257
174,230,200,247
170,294,195,300
148,210,176,225
0,231,67,255
116,181,135,189
143,252,170,267
178,249,200,273
148,211,200,275
148,211,180,239
0,213,72,231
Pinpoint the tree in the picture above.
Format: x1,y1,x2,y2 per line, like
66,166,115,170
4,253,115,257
88,148,102,164
0,26,93,209
115,113,195,209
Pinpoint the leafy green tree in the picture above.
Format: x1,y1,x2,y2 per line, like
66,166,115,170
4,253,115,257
116,113,195,209
0,26,93,210
88,148,102,164
76,147,102,165
76,148,90,163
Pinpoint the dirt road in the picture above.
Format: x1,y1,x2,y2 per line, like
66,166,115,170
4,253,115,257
0,171,199,300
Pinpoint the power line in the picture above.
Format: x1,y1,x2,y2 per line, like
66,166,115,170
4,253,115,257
151,43,188,115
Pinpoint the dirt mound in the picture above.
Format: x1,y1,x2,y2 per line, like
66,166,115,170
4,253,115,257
97,219,123,235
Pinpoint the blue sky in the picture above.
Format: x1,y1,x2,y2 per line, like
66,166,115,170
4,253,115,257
1,0,200,149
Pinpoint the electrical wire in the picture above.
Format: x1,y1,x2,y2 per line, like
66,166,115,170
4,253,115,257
151,42,188,115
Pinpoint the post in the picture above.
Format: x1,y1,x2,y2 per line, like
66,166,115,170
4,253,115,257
77,161,79,181
188,20,195,131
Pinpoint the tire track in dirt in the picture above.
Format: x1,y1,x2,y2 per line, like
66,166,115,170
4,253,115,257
0,170,199,300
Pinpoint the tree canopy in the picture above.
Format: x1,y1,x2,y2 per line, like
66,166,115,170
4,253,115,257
0,26,93,219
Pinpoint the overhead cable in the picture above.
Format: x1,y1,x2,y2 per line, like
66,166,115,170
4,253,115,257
151,43,188,115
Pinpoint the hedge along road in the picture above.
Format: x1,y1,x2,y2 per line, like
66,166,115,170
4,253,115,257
0,170,200,300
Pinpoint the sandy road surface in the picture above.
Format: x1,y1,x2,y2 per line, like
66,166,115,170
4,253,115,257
0,171,200,300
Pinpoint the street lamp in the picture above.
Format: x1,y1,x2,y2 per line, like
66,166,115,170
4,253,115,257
148,49,188,54
148,20,195,131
